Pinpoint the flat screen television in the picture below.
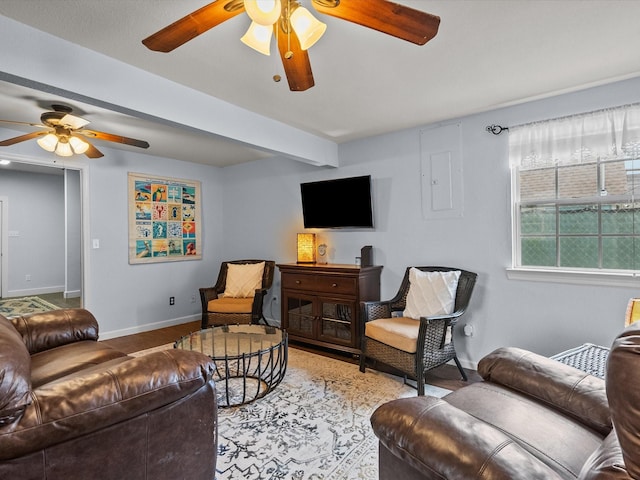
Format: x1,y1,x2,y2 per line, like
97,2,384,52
300,175,374,228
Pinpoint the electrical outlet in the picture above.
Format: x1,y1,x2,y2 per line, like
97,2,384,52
191,294,197,303
169,296,175,306
272,296,278,304
25,274,31,282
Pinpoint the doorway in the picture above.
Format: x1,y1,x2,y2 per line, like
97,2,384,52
0,159,83,308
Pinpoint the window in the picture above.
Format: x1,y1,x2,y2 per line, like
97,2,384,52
510,104,640,273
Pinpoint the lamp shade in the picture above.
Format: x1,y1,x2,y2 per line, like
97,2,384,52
290,6,326,50
69,136,90,154
241,21,273,55
36,133,59,152
297,233,316,263
244,0,281,26
625,298,640,327
55,139,73,157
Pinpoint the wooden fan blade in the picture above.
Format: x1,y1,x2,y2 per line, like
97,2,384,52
276,22,315,91
79,130,150,149
84,143,104,159
142,0,245,52
0,119,46,128
311,0,440,45
0,130,48,147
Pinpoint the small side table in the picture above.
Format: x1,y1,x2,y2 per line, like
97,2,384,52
175,324,288,407
551,343,609,379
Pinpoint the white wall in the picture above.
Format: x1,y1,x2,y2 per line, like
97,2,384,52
220,76,640,367
0,169,65,296
82,147,225,338
3,77,640,365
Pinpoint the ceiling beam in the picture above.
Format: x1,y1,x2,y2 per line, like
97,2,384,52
0,15,338,167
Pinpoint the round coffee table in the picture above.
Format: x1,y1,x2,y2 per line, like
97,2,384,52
175,324,288,407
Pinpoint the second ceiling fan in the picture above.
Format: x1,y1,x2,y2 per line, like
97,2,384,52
142,0,440,92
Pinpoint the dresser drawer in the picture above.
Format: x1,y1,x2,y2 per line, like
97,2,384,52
283,273,357,295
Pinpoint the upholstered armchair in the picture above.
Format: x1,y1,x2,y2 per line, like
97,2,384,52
359,266,477,394
371,322,640,479
0,308,217,480
200,259,275,328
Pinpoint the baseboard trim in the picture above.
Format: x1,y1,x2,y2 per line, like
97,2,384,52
6,285,65,297
64,290,81,298
99,314,200,340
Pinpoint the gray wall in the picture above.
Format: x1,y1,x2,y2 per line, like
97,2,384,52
219,76,640,367
2,76,639,367
0,169,65,295
65,169,82,297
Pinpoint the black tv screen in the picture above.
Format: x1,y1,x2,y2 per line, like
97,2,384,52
301,175,374,228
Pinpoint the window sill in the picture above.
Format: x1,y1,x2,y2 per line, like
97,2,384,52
506,267,640,287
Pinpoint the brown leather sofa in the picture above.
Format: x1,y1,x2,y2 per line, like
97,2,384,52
0,308,217,480
372,322,640,480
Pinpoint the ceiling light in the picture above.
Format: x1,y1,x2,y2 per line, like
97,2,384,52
69,136,89,154
36,133,59,152
290,6,326,50
0,159,10,166
55,139,74,157
244,0,281,26
241,21,273,55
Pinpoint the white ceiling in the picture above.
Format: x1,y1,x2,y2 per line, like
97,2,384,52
1,0,640,167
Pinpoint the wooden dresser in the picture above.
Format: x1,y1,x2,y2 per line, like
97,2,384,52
277,263,383,354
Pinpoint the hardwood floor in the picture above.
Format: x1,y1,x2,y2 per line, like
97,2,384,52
100,321,481,391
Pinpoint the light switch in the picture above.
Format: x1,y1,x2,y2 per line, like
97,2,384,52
92,239,100,249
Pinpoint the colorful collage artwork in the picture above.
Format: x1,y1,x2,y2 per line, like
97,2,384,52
128,173,202,264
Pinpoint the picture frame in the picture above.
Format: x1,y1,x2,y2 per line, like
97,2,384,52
128,172,202,264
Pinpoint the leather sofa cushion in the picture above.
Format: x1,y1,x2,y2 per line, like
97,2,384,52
578,431,629,479
606,322,640,479
30,341,127,389
0,316,31,424
445,382,603,478
479,347,611,435
207,297,253,313
10,309,99,354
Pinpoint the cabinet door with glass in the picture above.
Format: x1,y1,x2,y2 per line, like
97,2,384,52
283,292,316,340
317,297,356,348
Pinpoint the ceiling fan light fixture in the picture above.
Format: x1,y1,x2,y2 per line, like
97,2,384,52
241,21,273,55
55,139,74,157
290,6,326,50
36,133,59,152
69,136,90,154
244,0,281,26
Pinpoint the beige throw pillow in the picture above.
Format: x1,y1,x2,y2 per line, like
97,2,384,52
223,262,265,298
403,268,461,320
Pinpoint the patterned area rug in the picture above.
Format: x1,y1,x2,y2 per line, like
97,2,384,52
216,348,450,480
0,296,59,318
133,344,451,479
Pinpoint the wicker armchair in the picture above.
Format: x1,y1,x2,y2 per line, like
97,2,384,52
359,266,477,395
200,260,275,328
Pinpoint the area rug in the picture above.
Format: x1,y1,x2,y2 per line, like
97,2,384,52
132,344,451,480
0,296,59,318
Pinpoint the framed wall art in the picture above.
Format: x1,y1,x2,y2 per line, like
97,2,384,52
128,172,202,264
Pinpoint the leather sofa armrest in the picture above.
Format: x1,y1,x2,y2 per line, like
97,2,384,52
479,347,611,435
0,349,216,460
10,309,99,354
371,396,564,480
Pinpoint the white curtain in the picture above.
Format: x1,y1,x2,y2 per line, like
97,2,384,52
509,103,640,170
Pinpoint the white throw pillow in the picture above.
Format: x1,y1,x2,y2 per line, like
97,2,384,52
403,268,461,320
223,262,265,298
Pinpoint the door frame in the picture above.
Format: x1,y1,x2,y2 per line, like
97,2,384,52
0,195,7,298
0,153,89,304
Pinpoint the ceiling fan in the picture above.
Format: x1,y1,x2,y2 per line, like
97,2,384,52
0,104,150,158
142,0,440,92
